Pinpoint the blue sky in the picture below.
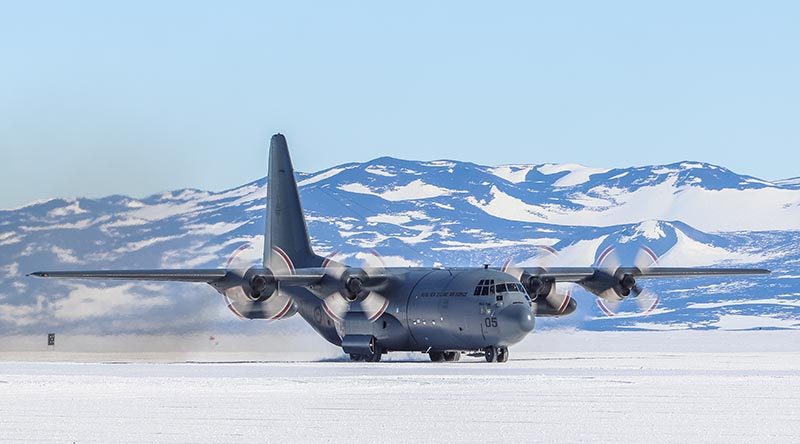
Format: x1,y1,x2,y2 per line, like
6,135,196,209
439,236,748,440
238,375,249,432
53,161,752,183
1,1,798,208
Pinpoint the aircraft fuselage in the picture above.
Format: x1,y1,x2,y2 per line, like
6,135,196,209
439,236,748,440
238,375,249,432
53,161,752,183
291,269,534,353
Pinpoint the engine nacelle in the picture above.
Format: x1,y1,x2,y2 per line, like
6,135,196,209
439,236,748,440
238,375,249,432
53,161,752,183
579,270,637,301
521,274,576,317
522,274,553,297
533,295,577,317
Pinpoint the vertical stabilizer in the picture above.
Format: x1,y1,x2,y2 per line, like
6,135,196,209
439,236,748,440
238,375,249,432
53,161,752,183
264,134,321,272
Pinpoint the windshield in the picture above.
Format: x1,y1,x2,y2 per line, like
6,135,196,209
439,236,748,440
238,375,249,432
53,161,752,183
475,281,526,295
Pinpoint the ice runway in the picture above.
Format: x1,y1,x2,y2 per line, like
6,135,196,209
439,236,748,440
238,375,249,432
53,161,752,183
1,352,798,443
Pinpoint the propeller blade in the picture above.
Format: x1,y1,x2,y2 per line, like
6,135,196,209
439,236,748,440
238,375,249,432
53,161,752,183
222,243,259,319
631,245,661,316
504,246,576,315
358,291,390,322
545,285,573,315
322,291,349,322
502,245,559,280
595,245,662,317
358,250,387,275
632,287,660,315
596,298,621,317
318,250,392,323
354,251,390,321
321,251,348,281
596,245,621,275
634,246,660,271
633,246,660,316
593,246,626,317
219,242,295,320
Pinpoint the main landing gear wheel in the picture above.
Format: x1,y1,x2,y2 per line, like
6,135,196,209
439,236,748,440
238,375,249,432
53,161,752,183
350,342,383,362
484,346,497,363
444,351,461,362
365,343,383,362
429,351,446,362
351,352,382,362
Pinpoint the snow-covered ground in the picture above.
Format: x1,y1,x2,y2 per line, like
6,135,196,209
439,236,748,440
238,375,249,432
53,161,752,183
1,332,799,443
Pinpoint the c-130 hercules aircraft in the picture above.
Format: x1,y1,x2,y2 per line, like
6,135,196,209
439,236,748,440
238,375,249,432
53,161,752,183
31,134,769,362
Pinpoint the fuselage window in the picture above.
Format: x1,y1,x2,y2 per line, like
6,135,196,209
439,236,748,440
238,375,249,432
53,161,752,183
496,283,507,293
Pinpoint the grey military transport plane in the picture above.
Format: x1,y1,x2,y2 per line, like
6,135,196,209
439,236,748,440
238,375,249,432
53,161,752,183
31,134,770,362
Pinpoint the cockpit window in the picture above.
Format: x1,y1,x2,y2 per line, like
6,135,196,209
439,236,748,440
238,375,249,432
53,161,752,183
485,282,528,294
474,279,495,296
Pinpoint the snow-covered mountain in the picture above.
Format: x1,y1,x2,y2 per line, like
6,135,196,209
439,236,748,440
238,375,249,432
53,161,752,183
1,159,798,335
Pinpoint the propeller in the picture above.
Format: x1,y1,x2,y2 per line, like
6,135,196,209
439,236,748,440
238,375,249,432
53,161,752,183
502,245,574,315
319,250,391,323
631,246,661,315
594,245,660,317
213,242,296,320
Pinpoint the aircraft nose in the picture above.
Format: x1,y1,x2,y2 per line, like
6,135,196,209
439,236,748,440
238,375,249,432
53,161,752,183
497,303,535,344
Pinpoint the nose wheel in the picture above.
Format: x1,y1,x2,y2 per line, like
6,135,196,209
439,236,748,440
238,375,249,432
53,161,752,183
484,346,509,363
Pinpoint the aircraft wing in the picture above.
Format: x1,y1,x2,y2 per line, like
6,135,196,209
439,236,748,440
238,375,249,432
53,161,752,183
30,266,770,283
381,266,771,281
28,269,327,285
615,267,771,279
528,266,770,282
28,269,229,283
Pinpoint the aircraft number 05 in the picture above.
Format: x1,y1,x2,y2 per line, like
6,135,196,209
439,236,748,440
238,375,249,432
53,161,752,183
484,317,497,328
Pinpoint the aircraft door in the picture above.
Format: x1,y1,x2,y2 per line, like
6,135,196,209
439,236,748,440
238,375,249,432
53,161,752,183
408,270,458,350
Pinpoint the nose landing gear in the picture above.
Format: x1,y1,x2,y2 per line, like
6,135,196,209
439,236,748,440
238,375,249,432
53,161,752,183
484,346,509,363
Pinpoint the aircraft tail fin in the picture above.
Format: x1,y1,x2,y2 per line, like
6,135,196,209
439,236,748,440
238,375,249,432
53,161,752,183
264,134,324,272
